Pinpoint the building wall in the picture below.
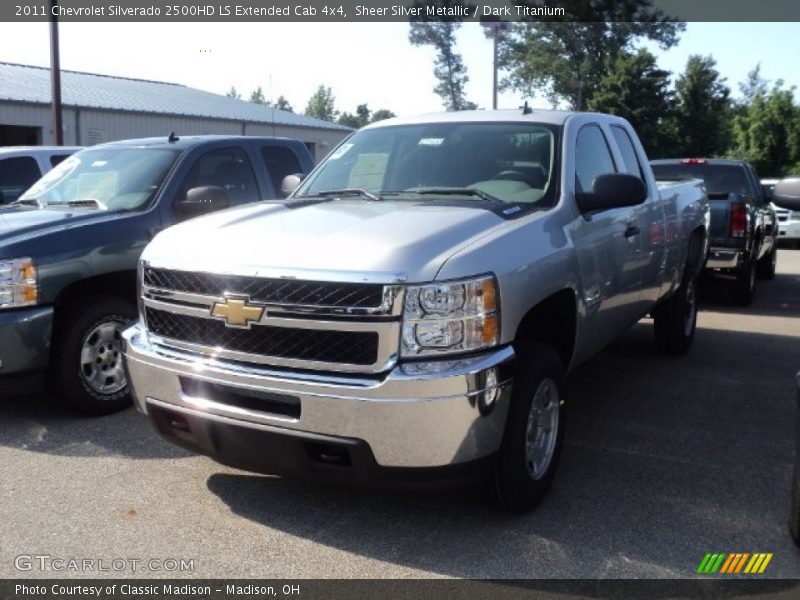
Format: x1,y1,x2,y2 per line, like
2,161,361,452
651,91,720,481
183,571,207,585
0,102,348,162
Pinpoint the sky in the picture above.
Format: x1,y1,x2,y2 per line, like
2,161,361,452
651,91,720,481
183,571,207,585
0,21,798,117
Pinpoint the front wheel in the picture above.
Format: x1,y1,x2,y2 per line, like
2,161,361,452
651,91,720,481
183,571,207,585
50,296,137,416
653,276,698,355
487,342,565,512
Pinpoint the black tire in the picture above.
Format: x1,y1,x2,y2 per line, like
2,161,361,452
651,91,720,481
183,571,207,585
757,243,777,280
731,256,756,306
653,275,698,355
49,296,137,416
791,471,800,547
487,342,566,512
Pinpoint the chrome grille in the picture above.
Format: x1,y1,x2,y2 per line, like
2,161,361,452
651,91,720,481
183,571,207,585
140,263,403,373
144,267,384,308
146,308,379,366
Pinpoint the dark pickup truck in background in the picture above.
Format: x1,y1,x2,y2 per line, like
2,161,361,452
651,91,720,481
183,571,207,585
0,134,313,414
651,158,778,305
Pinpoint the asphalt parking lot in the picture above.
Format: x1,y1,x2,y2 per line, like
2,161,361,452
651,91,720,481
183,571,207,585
2,249,799,579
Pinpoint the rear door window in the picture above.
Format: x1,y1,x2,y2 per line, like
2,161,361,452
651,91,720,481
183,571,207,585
0,156,42,204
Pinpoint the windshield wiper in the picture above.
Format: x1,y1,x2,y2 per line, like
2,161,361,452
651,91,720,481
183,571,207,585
46,199,108,210
296,188,381,201
11,198,43,207
411,187,503,203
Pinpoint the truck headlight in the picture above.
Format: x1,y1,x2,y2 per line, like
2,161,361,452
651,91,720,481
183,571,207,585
0,258,38,309
401,275,499,358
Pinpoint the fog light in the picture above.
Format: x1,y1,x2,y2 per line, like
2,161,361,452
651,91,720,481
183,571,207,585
477,367,499,415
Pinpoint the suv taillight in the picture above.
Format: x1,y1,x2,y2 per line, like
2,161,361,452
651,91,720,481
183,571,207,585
730,203,748,238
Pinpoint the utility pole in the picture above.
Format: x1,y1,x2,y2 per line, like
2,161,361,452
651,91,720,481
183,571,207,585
50,0,64,145
480,18,509,110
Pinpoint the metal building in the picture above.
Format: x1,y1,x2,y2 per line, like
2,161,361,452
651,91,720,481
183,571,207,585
0,61,351,162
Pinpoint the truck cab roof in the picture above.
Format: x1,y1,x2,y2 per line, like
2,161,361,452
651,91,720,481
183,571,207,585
101,134,299,150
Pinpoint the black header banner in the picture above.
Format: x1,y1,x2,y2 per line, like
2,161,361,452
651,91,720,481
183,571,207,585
3,0,800,22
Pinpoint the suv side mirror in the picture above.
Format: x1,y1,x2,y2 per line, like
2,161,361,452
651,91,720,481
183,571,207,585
576,173,647,213
280,173,304,197
176,186,230,219
772,176,800,211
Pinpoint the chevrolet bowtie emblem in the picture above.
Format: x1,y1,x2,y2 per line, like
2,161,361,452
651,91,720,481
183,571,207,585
210,297,265,328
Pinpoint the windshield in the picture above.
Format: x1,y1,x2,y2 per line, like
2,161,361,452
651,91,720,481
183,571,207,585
651,163,750,196
19,147,180,210
297,122,560,209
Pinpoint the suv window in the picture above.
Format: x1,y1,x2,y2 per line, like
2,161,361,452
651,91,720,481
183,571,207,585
0,156,41,203
610,126,645,182
180,147,259,205
575,125,616,192
261,146,302,197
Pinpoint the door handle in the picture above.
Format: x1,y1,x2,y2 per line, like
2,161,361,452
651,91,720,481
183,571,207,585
624,225,641,238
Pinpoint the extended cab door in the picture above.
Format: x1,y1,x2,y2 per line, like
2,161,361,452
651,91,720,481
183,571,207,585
570,122,646,348
608,124,667,312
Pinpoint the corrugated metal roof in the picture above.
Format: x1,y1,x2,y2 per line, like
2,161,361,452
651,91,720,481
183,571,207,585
0,61,350,132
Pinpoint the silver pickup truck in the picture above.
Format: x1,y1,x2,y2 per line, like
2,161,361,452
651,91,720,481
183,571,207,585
122,109,708,511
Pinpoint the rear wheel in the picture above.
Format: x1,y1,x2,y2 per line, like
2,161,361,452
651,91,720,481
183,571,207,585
757,243,777,280
731,256,756,306
653,275,698,355
50,296,137,416
488,342,565,512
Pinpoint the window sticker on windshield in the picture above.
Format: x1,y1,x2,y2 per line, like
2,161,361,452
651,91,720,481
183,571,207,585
419,138,444,146
329,144,353,160
91,160,108,167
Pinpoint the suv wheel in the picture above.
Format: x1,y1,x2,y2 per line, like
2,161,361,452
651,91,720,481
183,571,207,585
488,342,565,512
757,244,777,280
731,257,756,306
50,296,137,416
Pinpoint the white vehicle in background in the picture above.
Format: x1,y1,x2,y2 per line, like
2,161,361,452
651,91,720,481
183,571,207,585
0,146,82,204
763,177,800,245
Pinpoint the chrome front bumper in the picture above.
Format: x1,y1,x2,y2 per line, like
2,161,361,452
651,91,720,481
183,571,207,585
706,247,743,270
122,323,514,469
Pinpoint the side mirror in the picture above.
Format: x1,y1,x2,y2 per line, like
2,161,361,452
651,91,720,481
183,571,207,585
771,176,800,211
280,173,304,197
176,186,230,219
576,173,647,213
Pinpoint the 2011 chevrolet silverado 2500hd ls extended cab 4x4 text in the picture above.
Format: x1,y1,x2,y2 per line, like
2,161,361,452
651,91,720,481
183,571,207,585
122,110,709,511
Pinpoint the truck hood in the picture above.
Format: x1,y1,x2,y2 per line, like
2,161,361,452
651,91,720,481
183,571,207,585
143,200,507,282
0,205,117,242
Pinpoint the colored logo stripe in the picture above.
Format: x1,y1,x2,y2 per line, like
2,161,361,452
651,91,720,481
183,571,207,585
697,553,773,574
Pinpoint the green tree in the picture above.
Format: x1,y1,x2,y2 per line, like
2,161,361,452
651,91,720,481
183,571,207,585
273,95,293,112
305,85,339,122
249,86,268,105
730,79,800,176
409,1,476,111
674,55,731,157
370,109,397,123
500,1,684,109
588,49,678,158
338,105,397,129
225,86,241,100
338,104,371,128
